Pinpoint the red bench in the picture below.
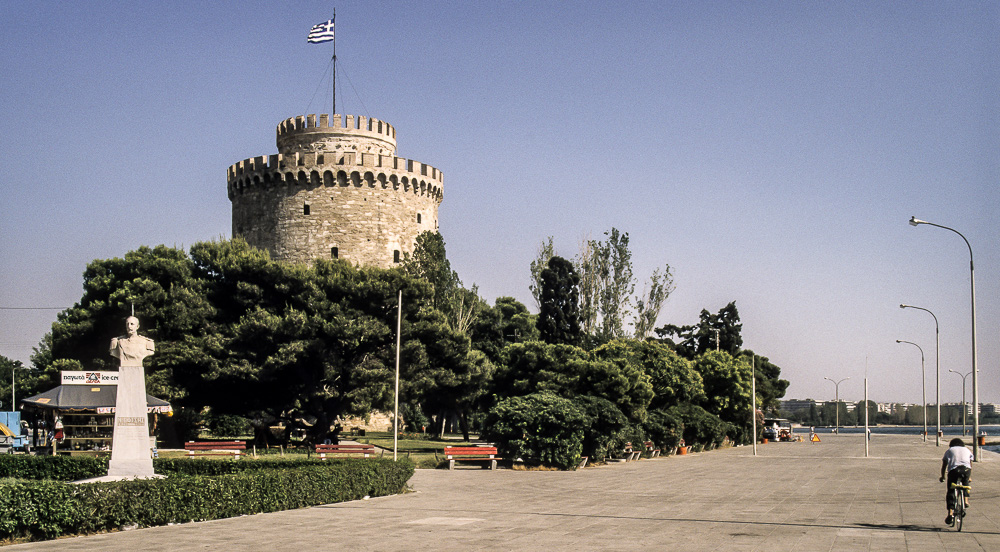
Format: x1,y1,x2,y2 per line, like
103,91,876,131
443,446,500,470
315,443,377,459
185,440,246,458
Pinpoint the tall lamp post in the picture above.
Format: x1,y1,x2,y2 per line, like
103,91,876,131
909,216,978,460
896,340,927,442
10,364,23,413
824,377,850,433
949,369,972,436
900,304,940,445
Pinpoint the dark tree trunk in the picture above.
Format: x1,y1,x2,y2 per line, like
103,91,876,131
459,410,471,441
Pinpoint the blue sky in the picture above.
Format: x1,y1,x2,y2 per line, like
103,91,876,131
1,1,997,406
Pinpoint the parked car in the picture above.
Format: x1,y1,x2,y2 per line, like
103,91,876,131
763,418,794,441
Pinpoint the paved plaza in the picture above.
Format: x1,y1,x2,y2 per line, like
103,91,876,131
8,433,1000,551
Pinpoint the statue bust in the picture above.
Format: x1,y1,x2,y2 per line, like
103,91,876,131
109,316,155,366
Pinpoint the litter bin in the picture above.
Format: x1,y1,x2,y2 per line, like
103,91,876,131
979,434,986,446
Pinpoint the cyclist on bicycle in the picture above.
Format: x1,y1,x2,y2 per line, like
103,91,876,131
940,437,973,525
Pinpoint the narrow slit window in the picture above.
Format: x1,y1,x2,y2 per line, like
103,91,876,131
393,250,401,263
331,247,339,259
416,213,422,223
303,203,311,215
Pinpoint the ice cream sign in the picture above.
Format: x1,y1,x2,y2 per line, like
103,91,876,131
61,371,119,385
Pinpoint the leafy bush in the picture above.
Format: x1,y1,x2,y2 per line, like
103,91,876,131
608,423,647,456
574,395,628,460
399,402,430,432
642,408,682,451
0,458,413,542
206,413,251,438
667,403,729,449
482,392,586,470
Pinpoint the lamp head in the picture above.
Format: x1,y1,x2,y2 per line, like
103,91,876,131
895,339,902,343
909,216,926,226
900,304,908,309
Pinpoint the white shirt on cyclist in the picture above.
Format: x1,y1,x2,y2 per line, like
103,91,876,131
943,445,973,472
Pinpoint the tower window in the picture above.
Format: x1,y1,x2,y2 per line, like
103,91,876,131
393,250,401,263
303,203,311,215
416,213,422,223
331,247,339,259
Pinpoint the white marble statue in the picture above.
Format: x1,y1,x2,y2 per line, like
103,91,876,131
109,316,155,366
106,315,157,478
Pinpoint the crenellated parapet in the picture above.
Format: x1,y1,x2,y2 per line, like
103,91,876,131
276,114,396,155
226,150,443,201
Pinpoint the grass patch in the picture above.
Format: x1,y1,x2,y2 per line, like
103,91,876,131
356,432,481,469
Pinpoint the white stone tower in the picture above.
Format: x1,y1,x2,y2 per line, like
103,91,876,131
227,114,444,267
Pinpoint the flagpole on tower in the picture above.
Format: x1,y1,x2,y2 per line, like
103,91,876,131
330,8,337,119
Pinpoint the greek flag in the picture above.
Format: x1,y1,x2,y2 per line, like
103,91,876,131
308,19,335,43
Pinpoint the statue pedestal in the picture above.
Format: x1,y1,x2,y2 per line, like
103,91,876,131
106,365,156,478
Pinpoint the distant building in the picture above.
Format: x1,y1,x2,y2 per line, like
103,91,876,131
780,399,823,414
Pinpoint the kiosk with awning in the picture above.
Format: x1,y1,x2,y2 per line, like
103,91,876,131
21,371,171,455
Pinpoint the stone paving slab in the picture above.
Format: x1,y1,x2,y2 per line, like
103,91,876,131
7,433,1000,551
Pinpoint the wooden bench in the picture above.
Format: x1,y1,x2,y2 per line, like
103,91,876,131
621,442,641,461
185,440,246,458
443,446,500,470
644,441,661,458
315,443,377,459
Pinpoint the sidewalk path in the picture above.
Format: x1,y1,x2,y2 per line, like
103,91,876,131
8,433,1000,551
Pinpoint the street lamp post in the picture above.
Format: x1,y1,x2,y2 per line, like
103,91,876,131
900,304,941,445
949,369,972,436
824,377,850,433
896,340,927,442
10,364,23,413
909,216,978,460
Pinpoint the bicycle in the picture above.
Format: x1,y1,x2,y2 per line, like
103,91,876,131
949,482,971,531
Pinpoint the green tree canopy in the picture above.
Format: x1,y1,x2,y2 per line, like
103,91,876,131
692,350,753,441
468,296,538,365
738,350,789,415
402,231,461,313
35,239,480,445
0,355,49,412
656,301,743,359
401,307,494,439
597,339,705,410
491,341,653,422
536,256,582,346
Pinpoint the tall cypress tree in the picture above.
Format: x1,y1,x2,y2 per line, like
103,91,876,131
536,256,582,346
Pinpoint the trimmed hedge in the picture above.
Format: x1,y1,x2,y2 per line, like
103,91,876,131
0,455,108,481
0,455,373,481
154,457,347,476
0,458,413,542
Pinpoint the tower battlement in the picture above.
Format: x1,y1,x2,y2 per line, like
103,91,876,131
276,114,396,155
228,113,444,268
227,151,443,190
